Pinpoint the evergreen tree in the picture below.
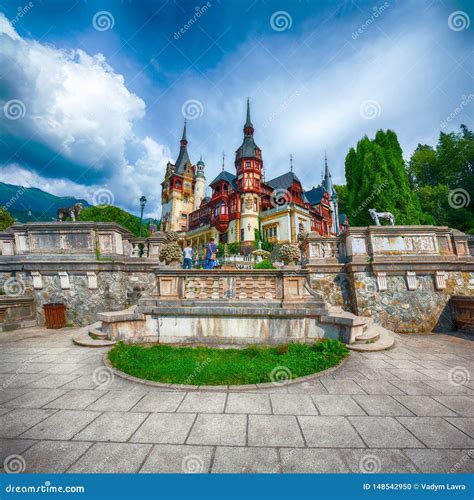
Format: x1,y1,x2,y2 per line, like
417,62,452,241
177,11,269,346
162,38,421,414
0,208,14,231
345,130,425,226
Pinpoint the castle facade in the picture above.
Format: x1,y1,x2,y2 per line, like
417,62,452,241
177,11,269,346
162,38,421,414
161,100,348,251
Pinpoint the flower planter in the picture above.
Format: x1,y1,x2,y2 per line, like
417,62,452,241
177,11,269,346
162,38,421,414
451,295,474,334
44,303,67,329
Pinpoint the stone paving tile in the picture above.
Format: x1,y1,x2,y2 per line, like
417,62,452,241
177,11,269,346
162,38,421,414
3,389,67,409
383,359,425,369
0,408,12,416
21,440,93,472
0,389,31,405
58,375,99,390
212,446,280,473
226,393,271,414
386,369,430,381
44,364,86,375
352,395,414,416
424,381,474,396
86,390,146,412
403,449,474,473
28,374,81,389
285,380,328,394
43,390,106,410
387,380,443,395
445,418,474,438
132,413,196,444
177,392,227,413
355,380,405,395
140,444,213,473
340,449,419,473
393,396,457,417
248,415,304,448
0,438,36,463
187,414,246,446
0,408,58,438
0,374,46,388
396,417,474,449
312,395,366,416
74,411,148,442
270,394,318,415
432,396,474,416
320,380,366,395
349,417,424,448
130,391,185,413
21,409,100,440
280,448,349,473
68,442,152,473
298,416,365,448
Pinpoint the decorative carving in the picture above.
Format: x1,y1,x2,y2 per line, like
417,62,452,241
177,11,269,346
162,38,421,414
376,272,387,291
406,271,417,290
434,271,446,290
58,271,70,290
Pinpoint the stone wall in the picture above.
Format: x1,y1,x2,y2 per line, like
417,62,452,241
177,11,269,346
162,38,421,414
0,270,156,327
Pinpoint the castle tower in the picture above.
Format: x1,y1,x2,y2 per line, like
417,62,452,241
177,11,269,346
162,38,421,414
323,154,339,235
235,98,262,244
194,156,206,210
160,120,196,233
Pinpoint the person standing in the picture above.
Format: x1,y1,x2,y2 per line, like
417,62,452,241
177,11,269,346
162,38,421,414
183,242,193,269
205,238,218,269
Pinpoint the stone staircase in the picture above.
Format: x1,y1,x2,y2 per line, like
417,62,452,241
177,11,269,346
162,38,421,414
72,301,395,351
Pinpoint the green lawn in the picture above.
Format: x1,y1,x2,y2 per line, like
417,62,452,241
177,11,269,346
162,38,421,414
108,339,349,386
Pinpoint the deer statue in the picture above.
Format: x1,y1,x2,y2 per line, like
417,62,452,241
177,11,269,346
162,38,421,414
369,208,395,226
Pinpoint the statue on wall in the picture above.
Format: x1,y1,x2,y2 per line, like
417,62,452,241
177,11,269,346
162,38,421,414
57,203,84,222
369,208,395,226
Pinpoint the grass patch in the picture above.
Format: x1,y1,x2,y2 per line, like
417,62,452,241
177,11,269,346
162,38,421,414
108,339,349,386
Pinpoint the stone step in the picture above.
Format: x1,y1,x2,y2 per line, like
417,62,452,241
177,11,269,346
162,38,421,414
347,327,395,352
355,327,380,342
73,327,116,348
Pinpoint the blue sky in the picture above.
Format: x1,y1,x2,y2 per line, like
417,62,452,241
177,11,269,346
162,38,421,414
0,0,472,217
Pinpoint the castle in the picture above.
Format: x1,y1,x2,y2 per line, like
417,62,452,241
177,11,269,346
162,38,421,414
160,100,348,251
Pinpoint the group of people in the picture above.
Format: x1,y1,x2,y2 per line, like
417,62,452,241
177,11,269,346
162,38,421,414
182,238,218,270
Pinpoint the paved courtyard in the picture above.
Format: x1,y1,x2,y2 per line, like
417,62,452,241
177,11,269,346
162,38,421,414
0,327,472,474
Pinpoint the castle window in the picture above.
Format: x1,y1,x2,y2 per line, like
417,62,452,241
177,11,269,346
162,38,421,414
184,196,189,204
245,161,251,168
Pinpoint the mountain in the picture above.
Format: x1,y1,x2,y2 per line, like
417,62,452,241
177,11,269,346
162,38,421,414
0,182,90,222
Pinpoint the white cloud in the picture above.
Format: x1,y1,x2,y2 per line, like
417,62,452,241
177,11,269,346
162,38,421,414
0,13,170,217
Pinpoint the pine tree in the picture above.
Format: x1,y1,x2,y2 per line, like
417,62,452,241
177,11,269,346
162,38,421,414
346,130,426,226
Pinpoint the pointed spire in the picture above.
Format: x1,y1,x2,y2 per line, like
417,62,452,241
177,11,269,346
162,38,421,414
244,97,254,133
222,151,226,171
180,119,187,145
290,154,293,172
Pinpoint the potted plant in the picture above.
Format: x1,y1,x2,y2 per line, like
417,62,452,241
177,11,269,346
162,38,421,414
278,243,300,267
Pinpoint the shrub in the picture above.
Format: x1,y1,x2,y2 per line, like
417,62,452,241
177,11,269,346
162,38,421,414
253,259,275,269
278,243,300,263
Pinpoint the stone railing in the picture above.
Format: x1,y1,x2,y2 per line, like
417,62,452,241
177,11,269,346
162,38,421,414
153,268,314,304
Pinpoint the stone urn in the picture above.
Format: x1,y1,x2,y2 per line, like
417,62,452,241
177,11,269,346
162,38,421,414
278,243,300,267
